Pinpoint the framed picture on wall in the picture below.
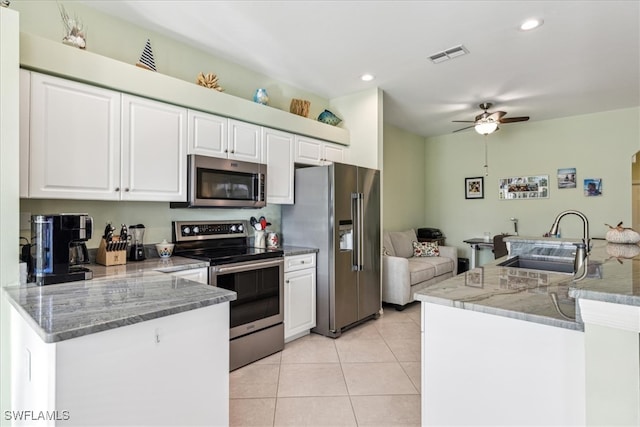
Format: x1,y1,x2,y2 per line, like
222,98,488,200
584,178,602,196
498,175,549,200
557,168,577,189
465,177,484,199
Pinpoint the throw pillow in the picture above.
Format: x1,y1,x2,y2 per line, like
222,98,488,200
412,240,440,257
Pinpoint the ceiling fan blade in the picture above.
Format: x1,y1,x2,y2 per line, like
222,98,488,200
489,111,506,121
499,116,529,123
452,120,475,123
453,125,475,133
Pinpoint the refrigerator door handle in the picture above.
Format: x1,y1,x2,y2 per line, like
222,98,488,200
352,192,364,271
358,193,364,270
351,193,359,271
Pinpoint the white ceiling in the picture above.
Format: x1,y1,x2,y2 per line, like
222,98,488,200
83,1,640,138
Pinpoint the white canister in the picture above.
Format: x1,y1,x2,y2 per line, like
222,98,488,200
267,232,279,249
255,231,266,249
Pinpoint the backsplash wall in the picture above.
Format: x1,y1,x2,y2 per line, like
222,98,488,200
20,199,282,249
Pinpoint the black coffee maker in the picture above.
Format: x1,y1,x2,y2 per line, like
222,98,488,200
28,213,94,285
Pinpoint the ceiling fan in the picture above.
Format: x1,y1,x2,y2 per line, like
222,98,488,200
453,102,530,135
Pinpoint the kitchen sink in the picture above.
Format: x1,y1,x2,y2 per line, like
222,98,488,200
497,256,574,274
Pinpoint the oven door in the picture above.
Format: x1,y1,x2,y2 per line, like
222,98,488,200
210,257,283,339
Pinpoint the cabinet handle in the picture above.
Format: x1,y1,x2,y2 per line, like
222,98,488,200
115,187,120,192
301,260,305,264
125,188,130,192
224,149,228,153
286,279,290,284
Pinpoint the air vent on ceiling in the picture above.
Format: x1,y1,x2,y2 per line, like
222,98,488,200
428,45,469,64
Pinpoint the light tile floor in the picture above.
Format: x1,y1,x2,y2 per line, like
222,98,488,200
230,302,422,427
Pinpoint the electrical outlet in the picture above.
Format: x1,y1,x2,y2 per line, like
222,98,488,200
19,212,31,230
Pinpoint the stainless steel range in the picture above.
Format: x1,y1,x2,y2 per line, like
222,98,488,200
172,220,284,371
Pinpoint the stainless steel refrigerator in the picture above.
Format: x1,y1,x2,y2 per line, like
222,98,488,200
282,163,381,338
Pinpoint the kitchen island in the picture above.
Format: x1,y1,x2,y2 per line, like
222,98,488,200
4,259,235,426
415,238,640,426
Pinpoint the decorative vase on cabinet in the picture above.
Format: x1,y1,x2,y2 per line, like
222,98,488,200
253,88,269,105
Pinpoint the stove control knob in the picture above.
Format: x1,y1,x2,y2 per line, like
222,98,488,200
193,226,200,234
237,224,244,232
230,225,237,232
182,227,191,235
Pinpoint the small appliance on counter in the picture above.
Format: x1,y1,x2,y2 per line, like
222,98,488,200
128,224,146,261
27,213,93,285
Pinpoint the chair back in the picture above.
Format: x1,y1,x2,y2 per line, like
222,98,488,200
493,234,510,259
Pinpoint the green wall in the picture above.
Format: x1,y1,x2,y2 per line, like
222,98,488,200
12,0,331,119
425,107,640,262
382,124,426,231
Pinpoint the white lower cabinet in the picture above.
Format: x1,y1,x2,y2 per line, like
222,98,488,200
284,253,317,342
166,267,208,284
10,303,229,426
262,127,294,204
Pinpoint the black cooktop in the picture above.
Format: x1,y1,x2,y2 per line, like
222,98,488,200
177,246,283,266
172,220,283,266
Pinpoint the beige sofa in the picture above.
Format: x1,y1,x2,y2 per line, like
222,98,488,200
382,229,458,309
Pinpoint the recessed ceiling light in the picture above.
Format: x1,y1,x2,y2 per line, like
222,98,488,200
360,74,375,82
520,18,543,31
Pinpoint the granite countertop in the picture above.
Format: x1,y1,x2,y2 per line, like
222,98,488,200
4,256,235,343
415,239,640,331
281,245,319,256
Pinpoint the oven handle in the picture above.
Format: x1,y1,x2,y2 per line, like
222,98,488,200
210,258,283,275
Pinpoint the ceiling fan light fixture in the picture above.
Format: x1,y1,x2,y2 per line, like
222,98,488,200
475,121,499,135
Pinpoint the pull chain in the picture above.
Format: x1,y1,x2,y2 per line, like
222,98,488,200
483,136,489,176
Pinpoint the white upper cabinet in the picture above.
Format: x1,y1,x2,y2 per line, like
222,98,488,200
262,127,294,205
28,72,122,200
187,110,227,158
26,73,186,202
228,119,262,163
121,94,187,202
294,135,346,166
19,69,30,198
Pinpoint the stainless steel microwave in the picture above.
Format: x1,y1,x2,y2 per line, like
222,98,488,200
171,155,266,208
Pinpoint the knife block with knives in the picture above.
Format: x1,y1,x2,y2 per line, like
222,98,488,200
96,223,128,266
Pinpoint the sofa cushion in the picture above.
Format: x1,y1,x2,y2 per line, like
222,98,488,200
412,256,455,276
412,240,439,257
408,260,436,284
388,229,418,258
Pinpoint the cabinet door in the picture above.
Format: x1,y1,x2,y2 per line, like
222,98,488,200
262,127,294,204
187,110,227,158
228,119,262,162
323,143,345,164
19,69,30,198
168,267,208,284
121,95,187,202
29,72,121,200
294,135,323,166
284,268,316,342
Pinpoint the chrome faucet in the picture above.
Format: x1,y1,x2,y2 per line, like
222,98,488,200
549,210,590,277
